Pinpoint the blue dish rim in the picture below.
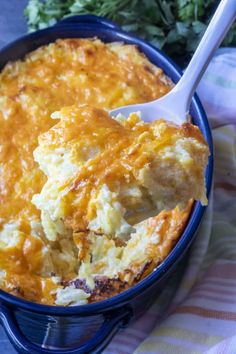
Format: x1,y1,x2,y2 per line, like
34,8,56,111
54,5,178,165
0,18,213,316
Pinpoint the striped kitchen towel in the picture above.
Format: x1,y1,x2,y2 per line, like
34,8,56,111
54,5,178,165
105,48,236,354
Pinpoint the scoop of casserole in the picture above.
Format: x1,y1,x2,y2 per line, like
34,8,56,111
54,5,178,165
32,105,208,241
31,105,209,304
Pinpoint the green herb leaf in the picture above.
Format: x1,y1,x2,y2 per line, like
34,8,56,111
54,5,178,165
24,0,236,63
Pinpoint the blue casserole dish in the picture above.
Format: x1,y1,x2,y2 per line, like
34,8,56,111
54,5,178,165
0,14,213,354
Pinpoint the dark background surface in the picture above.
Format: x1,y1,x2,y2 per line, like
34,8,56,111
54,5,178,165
1,2,28,352
0,0,28,49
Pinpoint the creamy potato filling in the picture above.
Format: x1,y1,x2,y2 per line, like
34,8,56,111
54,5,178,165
0,38,209,305
29,105,209,304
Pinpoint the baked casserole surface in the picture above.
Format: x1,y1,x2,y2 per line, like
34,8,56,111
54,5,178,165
0,39,209,305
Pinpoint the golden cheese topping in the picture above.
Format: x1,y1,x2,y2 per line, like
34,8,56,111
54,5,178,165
0,38,208,305
0,39,173,303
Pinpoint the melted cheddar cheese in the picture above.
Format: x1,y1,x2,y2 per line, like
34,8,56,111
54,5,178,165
0,38,208,305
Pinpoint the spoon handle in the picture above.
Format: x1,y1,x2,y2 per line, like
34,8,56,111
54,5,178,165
173,0,236,115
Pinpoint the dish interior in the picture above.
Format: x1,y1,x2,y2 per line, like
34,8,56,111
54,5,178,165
0,37,209,306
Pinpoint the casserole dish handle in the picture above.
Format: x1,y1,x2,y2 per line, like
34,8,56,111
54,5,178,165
55,14,121,30
0,303,132,354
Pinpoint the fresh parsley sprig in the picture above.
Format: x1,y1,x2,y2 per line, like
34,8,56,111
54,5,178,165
24,0,236,63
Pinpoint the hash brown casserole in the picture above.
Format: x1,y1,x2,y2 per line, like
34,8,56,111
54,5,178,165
0,38,209,305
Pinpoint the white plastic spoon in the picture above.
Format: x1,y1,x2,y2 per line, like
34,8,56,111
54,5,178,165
110,0,236,124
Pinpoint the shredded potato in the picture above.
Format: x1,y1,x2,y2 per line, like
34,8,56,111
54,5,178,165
0,39,208,305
